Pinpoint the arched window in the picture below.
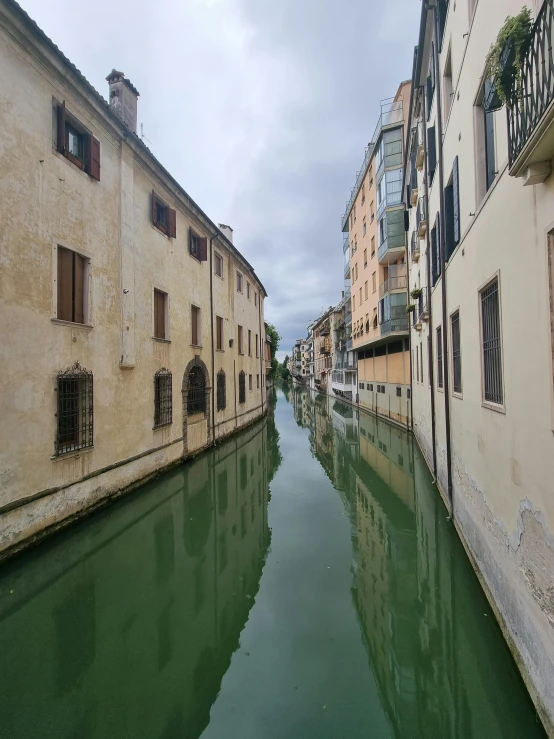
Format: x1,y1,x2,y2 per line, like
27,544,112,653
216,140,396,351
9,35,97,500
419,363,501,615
238,371,246,404
187,366,206,415
217,370,226,411
154,368,172,427
56,362,93,455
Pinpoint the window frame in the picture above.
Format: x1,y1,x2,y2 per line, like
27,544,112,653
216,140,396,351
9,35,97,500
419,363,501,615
237,271,243,293
191,304,201,347
238,371,246,404
216,315,224,351
153,368,173,429
217,370,226,411
54,243,91,326
238,325,244,354
450,309,463,397
437,325,444,390
153,288,169,341
478,273,505,412
54,362,93,457
214,251,224,278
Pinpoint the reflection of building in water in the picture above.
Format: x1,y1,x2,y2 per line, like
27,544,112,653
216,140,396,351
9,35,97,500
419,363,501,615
0,416,279,739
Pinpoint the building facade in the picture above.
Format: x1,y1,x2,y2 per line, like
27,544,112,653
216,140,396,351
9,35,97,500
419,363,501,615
404,0,554,732
342,83,412,426
0,0,268,558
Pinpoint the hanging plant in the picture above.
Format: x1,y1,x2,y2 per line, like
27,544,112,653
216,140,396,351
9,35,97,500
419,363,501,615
484,7,533,108
410,287,423,299
406,304,416,314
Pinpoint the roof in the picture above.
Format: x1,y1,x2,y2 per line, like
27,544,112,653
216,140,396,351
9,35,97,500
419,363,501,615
2,0,267,297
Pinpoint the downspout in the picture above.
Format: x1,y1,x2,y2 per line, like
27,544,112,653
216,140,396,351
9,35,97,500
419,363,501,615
210,232,217,446
421,85,438,479
431,1,454,510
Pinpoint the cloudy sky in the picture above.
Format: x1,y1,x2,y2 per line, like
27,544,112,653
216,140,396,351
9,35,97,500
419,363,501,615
21,0,420,361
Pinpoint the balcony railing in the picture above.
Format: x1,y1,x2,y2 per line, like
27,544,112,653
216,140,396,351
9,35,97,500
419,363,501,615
417,196,427,237
415,286,429,326
381,317,409,334
378,234,406,262
507,0,554,169
411,230,420,261
379,268,407,297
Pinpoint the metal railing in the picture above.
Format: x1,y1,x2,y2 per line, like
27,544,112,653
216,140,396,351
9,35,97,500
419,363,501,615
415,286,429,323
341,143,375,230
381,317,409,334
411,230,419,258
507,0,554,166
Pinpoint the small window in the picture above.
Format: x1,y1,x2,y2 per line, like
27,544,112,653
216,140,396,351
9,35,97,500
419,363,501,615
257,374,260,389
216,316,224,351
191,305,201,346
359,382,364,389
437,326,444,389
56,101,100,180
254,292,257,306
370,201,374,221
247,282,251,300
451,311,462,394
364,281,368,300
217,371,226,411
256,334,259,358
369,383,373,391
239,371,246,404
371,236,375,257
372,272,376,293
362,218,366,236
152,192,176,238
396,387,401,397
215,252,223,277
55,362,93,456
249,374,253,391
238,325,244,354
248,329,252,356
189,228,207,260
57,246,88,324
154,369,172,428
480,278,503,405
154,289,168,340
407,388,411,399
237,272,243,293
364,248,367,268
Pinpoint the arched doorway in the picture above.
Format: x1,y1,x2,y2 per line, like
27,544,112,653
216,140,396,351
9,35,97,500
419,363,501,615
182,356,211,455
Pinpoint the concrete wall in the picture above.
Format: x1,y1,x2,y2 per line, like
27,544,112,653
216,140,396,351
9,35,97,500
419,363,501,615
0,4,266,558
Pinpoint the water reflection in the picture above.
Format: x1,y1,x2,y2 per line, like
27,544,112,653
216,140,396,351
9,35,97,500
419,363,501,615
292,387,544,739
0,406,281,739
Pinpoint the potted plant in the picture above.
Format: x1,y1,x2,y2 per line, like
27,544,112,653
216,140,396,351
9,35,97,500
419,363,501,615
406,304,416,314
485,7,533,108
410,287,423,299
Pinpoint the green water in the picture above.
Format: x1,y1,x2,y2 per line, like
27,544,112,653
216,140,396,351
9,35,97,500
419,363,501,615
0,387,545,739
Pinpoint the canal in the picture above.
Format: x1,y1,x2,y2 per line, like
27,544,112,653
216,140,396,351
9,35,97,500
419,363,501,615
0,387,546,739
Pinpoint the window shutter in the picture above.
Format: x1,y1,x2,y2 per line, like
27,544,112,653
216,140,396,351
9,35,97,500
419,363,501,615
198,237,208,262
57,246,73,321
188,226,193,255
57,101,66,154
168,208,176,238
154,290,165,339
90,136,101,180
74,253,85,324
452,156,460,246
428,126,436,181
403,209,409,232
152,191,157,226
444,182,454,260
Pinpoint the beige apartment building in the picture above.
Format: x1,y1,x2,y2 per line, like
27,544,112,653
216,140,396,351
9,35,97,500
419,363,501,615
342,83,412,426
404,0,554,732
0,0,267,558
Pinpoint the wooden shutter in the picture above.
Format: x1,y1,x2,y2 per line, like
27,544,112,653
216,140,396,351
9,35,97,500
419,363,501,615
428,126,436,181
154,290,165,339
198,236,208,262
452,156,460,246
57,246,73,321
444,181,454,260
168,208,176,238
90,136,100,180
74,253,85,324
57,101,66,153
152,191,158,226
191,306,198,346
217,316,223,350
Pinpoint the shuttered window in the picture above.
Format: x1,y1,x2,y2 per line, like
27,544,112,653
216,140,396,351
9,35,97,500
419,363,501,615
57,101,100,180
481,279,503,405
216,316,224,351
437,326,444,389
451,311,462,394
445,157,460,260
238,325,243,354
152,192,176,238
57,246,87,324
217,371,226,411
154,289,167,339
427,126,437,183
431,214,441,285
189,228,207,260
191,305,200,346
238,371,246,404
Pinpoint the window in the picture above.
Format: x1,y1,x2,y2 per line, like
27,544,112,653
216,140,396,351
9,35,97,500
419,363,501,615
370,201,375,221
191,305,201,346
256,334,259,357
369,384,373,391
443,44,453,120
426,42,436,118
480,278,503,405
189,228,207,260
396,387,401,397
363,217,366,236
247,282,251,300
55,362,93,456
217,371,226,411
415,346,420,382
444,157,460,260
238,325,243,354
420,341,424,384
428,126,437,184
359,287,362,305
187,366,206,415
365,281,368,300
361,183,366,204
57,246,88,324
437,326,443,389
364,248,367,268
56,101,100,180
249,374,253,391
371,236,375,257
239,371,246,404
257,374,260,389
154,289,168,340
353,295,356,311
451,311,462,394
216,316,224,351
254,292,257,306
431,214,441,285
152,192,176,238
154,369,172,428
248,329,252,355
237,271,243,293
372,272,376,293
215,252,223,278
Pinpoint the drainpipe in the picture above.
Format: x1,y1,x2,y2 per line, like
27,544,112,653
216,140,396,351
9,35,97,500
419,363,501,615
431,1,454,511
421,85,438,479
210,232,217,446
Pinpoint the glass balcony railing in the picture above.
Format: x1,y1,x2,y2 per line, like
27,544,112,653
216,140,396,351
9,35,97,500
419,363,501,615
381,317,409,334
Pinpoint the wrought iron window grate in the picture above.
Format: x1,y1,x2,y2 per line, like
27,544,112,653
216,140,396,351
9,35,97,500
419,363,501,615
481,280,503,404
217,371,226,411
56,362,93,455
187,366,206,415
238,371,246,404
154,369,172,427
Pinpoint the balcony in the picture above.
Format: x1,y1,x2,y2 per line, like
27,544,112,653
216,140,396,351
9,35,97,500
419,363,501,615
378,235,406,264
417,196,427,237
379,266,407,298
411,230,420,262
413,287,429,330
508,0,554,183
381,317,409,335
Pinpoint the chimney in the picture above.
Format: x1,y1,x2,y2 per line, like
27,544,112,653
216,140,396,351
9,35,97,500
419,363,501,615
106,69,139,133
218,223,233,243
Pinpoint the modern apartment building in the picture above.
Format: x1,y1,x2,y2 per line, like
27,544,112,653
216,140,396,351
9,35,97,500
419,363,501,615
0,0,267,558
342,83,412,426
404,0,554,731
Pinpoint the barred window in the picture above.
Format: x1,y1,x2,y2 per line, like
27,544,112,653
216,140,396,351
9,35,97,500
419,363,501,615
217,370,226,411
55,362,93,455
451,311,462,394
154,368,172,427
481,279,503,404
437,326,443,389
187,366,206,415
239,371,246,404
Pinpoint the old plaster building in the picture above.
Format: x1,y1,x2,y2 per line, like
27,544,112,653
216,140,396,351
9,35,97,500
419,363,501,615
0,0,268,558
404,0,554,731
341,83,412,426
